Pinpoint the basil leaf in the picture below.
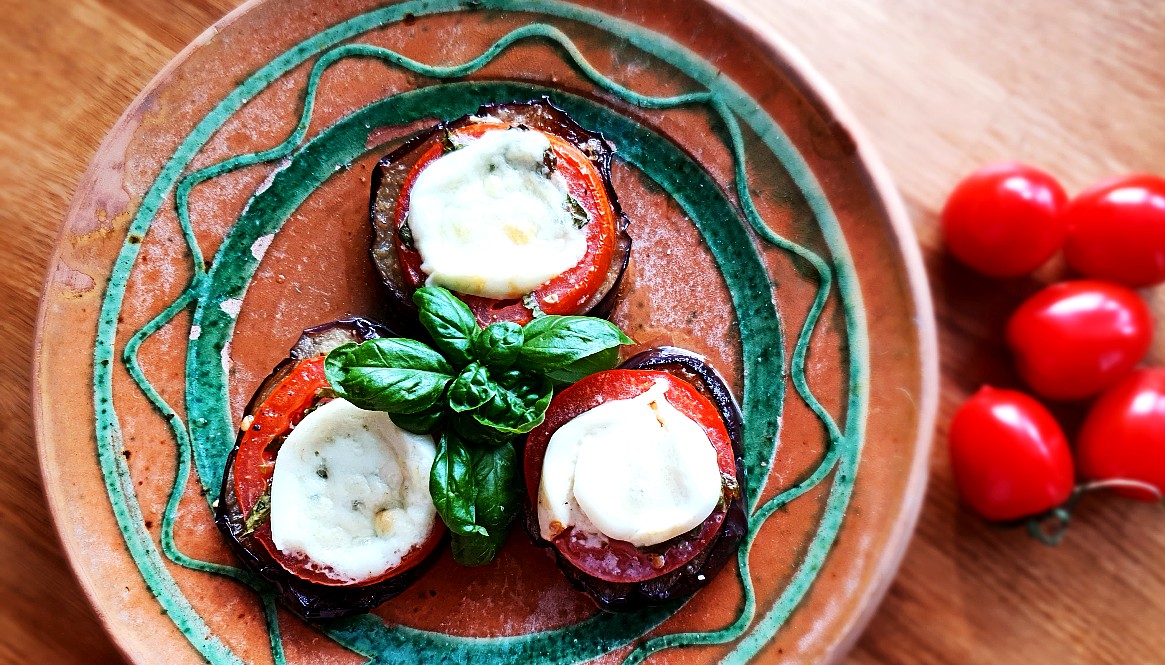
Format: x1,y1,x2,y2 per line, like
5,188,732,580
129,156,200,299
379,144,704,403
522,293,546,319
429,433,486,537
389,408,442,435
471,322,523,368
325,339,454,414
398,219,416,251
450,530,506,567
452,413,510,445
455,371,553,442
448,363,494,413
241,490,271,538
567,195,589,229
413,286,478,366
447,444,520,566
440,128,463,153
470,443,521,532
518,316,633,374
544,345,622,385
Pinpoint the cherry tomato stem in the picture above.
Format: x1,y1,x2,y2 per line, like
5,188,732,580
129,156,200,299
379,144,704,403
1026,506,1073,546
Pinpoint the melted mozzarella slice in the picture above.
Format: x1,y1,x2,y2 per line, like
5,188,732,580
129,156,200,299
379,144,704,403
269,398,437,583
538,380,723,548
406,128,588,299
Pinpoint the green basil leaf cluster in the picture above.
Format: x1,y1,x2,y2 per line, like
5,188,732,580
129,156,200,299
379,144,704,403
324,286,631,565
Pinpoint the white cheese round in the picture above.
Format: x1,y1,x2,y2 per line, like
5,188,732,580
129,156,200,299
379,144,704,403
537,380,723,548
406,128,588,299
269,398,437,583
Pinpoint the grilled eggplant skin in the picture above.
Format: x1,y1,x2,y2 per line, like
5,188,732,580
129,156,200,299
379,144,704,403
524,347,748,612
368,97,633,326
213,317,442,620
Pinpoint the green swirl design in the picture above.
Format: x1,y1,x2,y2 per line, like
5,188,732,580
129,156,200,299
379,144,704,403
91,2,869,664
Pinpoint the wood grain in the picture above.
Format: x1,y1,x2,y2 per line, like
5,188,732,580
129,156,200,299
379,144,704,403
4,0,1164,663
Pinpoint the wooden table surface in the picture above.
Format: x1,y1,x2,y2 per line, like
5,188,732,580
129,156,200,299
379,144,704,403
4,0,1165,662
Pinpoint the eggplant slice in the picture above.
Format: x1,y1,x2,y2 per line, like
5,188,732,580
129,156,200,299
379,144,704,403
369,97,633,325
214,317,441,619
524,346,748,612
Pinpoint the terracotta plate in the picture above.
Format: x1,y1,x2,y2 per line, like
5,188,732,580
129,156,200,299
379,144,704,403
33,1,937,663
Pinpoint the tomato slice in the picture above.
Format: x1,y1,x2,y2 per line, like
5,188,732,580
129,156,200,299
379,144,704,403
523,369,737,583
393,122,617,326
232,355,444,586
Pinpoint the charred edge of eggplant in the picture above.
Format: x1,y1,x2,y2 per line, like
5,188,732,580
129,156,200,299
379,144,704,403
213,316,441,620
368,97,632,323
368,127,441,329
582,184,632,322
523,347,748,612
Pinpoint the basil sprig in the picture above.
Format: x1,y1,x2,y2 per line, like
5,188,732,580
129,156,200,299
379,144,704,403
325,286,632,565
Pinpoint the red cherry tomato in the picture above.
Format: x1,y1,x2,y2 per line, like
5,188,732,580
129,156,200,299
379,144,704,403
1063,174,1165,287
941,162,1068,277
524,369,735,583
1005,280,1152,400
948,387,1075,521
1076,368,1165,502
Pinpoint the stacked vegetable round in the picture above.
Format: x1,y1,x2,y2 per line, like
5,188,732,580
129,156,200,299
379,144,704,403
214,318,442,619
522,347,747,611
942,165,1165,529
370,99,632,328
